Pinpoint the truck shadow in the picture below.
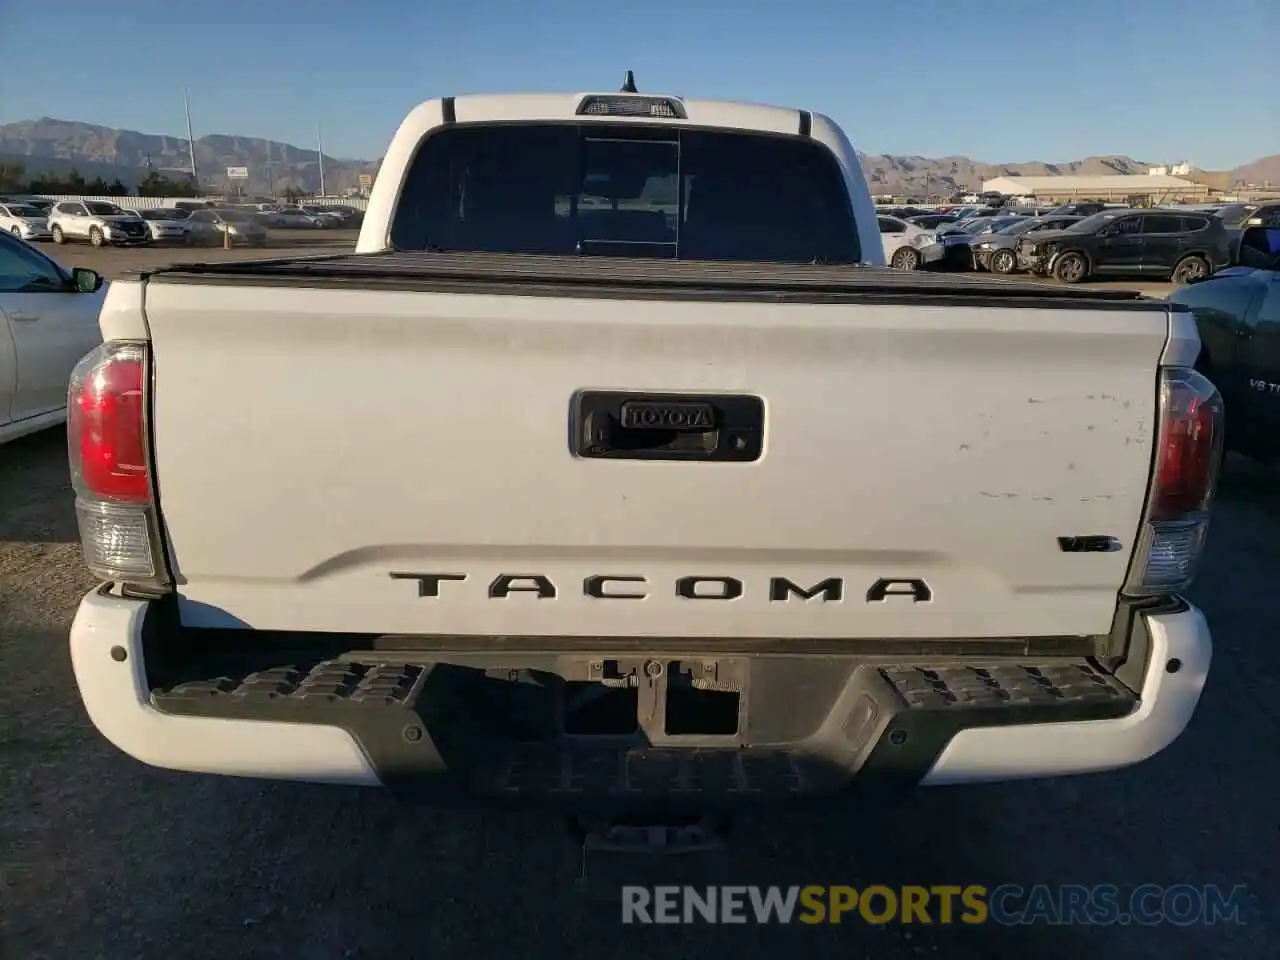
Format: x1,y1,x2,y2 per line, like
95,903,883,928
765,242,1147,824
126,764,1247,959
0,425,79,545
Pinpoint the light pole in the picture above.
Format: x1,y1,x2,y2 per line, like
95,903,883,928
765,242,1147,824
183,88,199,191
316,123,326,198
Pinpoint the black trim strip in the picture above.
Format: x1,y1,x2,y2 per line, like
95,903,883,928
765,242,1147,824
440,97,456,124
135,250,1149,296
798,110,812,137
143,271,1169,310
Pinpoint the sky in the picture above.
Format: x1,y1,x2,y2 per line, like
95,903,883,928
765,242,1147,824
0,0,1275,168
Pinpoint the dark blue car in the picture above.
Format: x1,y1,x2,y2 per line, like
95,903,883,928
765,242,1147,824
936,216,1027,269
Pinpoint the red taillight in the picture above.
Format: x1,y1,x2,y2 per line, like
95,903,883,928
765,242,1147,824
1149,371,1223,522
69,341,168,588
68,345,149,503
1124,367,1224,596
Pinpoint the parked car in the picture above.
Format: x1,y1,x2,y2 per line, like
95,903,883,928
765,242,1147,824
172,200,218,213
0,230,105,444
1218,202,1280,229
948,215,1026,239
1214,202,1280,263
0,201,52,242
877,214,945,270
314,205,365,228
1046,202,1111,217
261,207,322,229
1019,209,1233,284
299,205,348,227
970,215,1084,274
937,215,1028,270
67,87,1216,837
47,200,150,247
135,208,191,244
940,206,1003,229
881,206,928,220
906,213,959,231
1169,225,1280,463
184,208,270,246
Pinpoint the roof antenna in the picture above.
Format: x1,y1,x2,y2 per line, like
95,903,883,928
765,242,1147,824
620,70,638,93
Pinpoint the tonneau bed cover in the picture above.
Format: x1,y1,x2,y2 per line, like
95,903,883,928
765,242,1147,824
129,251,1168,307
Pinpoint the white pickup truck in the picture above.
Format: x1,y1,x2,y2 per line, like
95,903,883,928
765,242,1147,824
69,82,1221,828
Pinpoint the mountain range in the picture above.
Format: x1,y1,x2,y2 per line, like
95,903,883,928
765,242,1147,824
1,117,1276,197
0,118,377,195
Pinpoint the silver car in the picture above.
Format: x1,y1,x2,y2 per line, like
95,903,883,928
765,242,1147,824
47,200,150,247
261,208,322,229
136,208,191,244
0,201,52,241
184,208,270,247
971,216,1084,274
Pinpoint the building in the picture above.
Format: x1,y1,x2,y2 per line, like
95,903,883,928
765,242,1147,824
981,173,1213,204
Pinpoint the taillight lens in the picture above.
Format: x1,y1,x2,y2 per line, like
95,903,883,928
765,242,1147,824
70,346,148,502
1125,367,1223,596
68,342,168,587
1150,370,1223,520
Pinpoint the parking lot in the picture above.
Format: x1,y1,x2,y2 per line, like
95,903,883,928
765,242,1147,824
37,229,361,278
1,238,1275,956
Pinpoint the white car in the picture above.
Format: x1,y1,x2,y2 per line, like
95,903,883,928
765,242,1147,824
135,208,191,243
47,200,151,247
878,215,944,270
0,201,53,242
0,231,105,444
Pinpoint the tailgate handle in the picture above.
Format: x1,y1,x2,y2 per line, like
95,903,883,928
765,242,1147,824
571,391,764,462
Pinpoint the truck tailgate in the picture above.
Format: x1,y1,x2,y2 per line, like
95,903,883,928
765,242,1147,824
142,266,1167,640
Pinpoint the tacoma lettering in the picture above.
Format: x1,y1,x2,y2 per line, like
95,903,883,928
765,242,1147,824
770,577,843,602
488,574,556,598
391,573,932,603
389,572,466,597
584,575,646,599
676,576,743,600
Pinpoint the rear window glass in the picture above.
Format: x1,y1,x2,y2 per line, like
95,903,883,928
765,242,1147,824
391,123,859,263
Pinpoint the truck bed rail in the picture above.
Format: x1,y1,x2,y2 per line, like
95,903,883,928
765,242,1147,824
131,251,1171,308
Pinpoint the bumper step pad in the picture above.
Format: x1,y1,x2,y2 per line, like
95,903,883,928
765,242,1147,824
882,662,1128,711
151,654,1137,802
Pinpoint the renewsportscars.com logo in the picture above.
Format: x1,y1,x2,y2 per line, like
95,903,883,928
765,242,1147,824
621,884,1250,926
